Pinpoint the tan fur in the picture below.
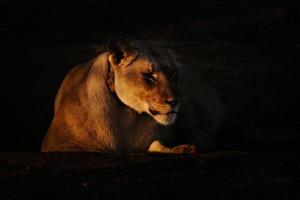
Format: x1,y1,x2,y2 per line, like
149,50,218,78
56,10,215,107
148,140,196,153
41,41,223,153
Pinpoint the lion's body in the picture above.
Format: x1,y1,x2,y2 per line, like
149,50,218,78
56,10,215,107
41,41,223,153
42,53,158,152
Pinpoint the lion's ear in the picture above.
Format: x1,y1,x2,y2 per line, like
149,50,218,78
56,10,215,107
108,39,138,68
107,39,130,64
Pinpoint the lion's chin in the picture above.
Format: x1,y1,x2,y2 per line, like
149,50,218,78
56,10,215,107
153,113,177,126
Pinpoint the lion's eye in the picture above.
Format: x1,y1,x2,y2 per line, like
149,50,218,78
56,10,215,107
142,73,155,84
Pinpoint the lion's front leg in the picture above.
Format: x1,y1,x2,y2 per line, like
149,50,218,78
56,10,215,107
148,140,196,154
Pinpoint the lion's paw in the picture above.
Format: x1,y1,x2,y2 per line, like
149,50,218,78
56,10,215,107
170,144,196,154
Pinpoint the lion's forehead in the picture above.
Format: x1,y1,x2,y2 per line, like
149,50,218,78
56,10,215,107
152,57,175,76
132,43,173,68
135,55,172,72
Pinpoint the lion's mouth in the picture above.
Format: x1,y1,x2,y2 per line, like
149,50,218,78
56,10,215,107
149,108,161,116
165,111,179,115
148,107,179,126
149,108,178,116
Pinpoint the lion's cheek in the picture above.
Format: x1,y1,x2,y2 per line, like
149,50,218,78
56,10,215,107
114,80,147,114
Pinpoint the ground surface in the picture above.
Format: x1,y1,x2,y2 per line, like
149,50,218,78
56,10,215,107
1,151,299,199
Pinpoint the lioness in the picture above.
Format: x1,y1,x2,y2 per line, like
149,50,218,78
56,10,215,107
41,40,223,153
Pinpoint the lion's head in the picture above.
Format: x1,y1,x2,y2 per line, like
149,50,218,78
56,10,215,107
107,40,180,125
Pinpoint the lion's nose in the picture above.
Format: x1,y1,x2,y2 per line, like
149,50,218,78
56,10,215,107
165,99,180,108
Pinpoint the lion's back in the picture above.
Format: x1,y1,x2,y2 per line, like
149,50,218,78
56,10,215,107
54,61,93,114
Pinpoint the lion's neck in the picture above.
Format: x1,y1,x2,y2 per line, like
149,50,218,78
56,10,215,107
84,53,159,151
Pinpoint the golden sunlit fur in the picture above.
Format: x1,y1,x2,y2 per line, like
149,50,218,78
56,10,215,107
41,40,223,153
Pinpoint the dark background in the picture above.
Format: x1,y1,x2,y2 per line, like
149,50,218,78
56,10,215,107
1,0,300,151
